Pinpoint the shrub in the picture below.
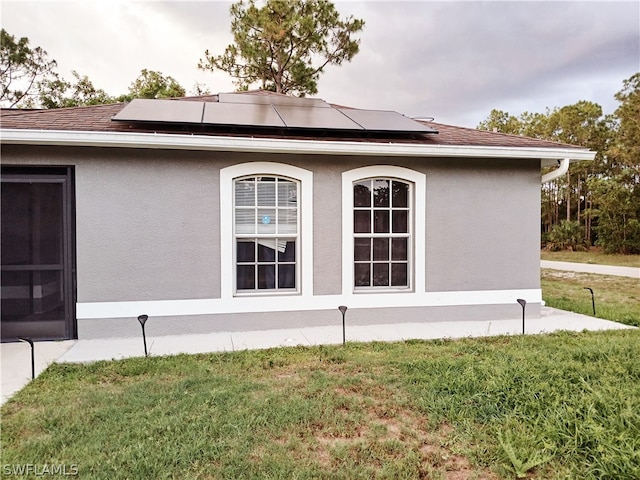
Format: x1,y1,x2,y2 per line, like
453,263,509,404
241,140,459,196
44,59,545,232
545,220,589,251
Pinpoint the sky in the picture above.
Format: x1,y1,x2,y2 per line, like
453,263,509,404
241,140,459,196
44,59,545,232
2,0,639,127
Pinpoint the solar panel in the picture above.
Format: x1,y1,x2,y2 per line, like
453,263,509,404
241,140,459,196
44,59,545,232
218,92,330,108
274,105,363,130
203,102,285,127
112,99,204,123
337,108,438,133
111,95,438,135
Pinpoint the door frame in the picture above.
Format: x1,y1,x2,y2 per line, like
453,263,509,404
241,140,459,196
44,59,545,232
1,166,77,341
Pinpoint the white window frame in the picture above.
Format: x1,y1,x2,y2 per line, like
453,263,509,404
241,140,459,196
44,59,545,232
342,166,426,295
221,162,313,299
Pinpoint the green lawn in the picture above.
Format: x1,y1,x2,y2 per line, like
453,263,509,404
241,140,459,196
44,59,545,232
2,331,640,479
541,269,640,327
540,248,640,268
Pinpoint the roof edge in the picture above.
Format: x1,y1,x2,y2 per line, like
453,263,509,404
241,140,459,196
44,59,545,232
0,128,596,164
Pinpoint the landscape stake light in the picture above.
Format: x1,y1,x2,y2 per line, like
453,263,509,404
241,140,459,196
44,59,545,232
516,299,527,335
18,337,35,379
583,287,596,316
338,306,348,346
137,314,149,357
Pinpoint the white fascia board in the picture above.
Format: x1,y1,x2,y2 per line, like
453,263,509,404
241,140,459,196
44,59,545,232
1,128,596,163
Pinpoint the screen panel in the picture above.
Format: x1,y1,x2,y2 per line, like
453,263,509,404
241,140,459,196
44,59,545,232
112,99,204,124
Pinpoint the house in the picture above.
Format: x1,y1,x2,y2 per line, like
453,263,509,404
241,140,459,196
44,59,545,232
0,92,594,341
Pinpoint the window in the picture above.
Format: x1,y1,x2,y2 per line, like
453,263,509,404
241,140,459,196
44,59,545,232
234,176,299,293
221,162,312,300
353,178,411,289
342,166,424,295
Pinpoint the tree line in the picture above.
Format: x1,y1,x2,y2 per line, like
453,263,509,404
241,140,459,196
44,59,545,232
478,74,640,254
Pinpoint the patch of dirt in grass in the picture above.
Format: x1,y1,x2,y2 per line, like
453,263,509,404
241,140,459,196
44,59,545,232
312,386,497,479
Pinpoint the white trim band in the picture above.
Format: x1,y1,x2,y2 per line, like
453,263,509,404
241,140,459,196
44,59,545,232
1,129,595,165
76,288,542,319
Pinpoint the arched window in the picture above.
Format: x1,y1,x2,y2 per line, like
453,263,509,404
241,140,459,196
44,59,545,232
353,178,411,288
342,166,425,294
221,162,313,299
234,175,299,292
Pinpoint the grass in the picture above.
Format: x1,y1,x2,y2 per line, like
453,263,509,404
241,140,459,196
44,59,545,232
540,248,640,268
2,331,640,479
541,269,640,327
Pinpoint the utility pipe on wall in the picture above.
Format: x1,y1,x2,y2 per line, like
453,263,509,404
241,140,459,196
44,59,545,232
541,158,570,184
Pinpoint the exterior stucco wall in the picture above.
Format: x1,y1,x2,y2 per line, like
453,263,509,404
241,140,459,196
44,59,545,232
2,144,541,339
424,158,541,291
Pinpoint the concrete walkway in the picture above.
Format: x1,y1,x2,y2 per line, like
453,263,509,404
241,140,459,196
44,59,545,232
1,307,635,406
541,260,640,278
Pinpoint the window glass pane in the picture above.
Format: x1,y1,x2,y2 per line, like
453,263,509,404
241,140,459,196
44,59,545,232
373,238,389,261
373,210,389,233
392,181,409,208
392,210,408,233
277,208,297,234
258,265,275,289
257,179,276,206
354,180,371,207
235,178,255,206
235,209,255,234
354,210,371,233
391,263,408,286
278,264,296,288
373,263,390,286
354,238,370,261
278,241,296,262
278,180,297,207
257,243,276,262
391,238,408,261
257,208,276,233
237,265,255,290
237,240,255,262
354,263,370,287
373,179,390,207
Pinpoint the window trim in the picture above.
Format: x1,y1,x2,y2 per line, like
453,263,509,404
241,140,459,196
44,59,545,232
342,166,426,295
221,162,313,299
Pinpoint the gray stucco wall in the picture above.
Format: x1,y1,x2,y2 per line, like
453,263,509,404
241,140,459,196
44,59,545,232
2,144,541,338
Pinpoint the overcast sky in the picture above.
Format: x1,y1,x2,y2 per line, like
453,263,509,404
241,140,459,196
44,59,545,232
2,0,639,127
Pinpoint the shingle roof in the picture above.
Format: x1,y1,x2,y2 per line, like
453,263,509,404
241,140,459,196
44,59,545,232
0,93,587,151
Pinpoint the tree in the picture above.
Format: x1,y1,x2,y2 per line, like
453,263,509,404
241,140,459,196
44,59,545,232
1,29,58,107
589,72,640,254
198,0,364,96
117,69,186,102
35,70,114,108
609,72,640,173
587,173,640,254
476,109,522,135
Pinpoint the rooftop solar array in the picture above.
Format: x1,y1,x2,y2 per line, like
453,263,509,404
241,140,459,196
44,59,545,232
112,95,438,134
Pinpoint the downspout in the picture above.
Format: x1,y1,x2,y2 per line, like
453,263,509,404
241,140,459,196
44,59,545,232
541,158,570,184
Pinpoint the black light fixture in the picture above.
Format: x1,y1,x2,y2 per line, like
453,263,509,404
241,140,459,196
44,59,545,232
18,337,35,379
338,306,348,346
516,299,527,335
583,287,596,316
137,314,149,357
